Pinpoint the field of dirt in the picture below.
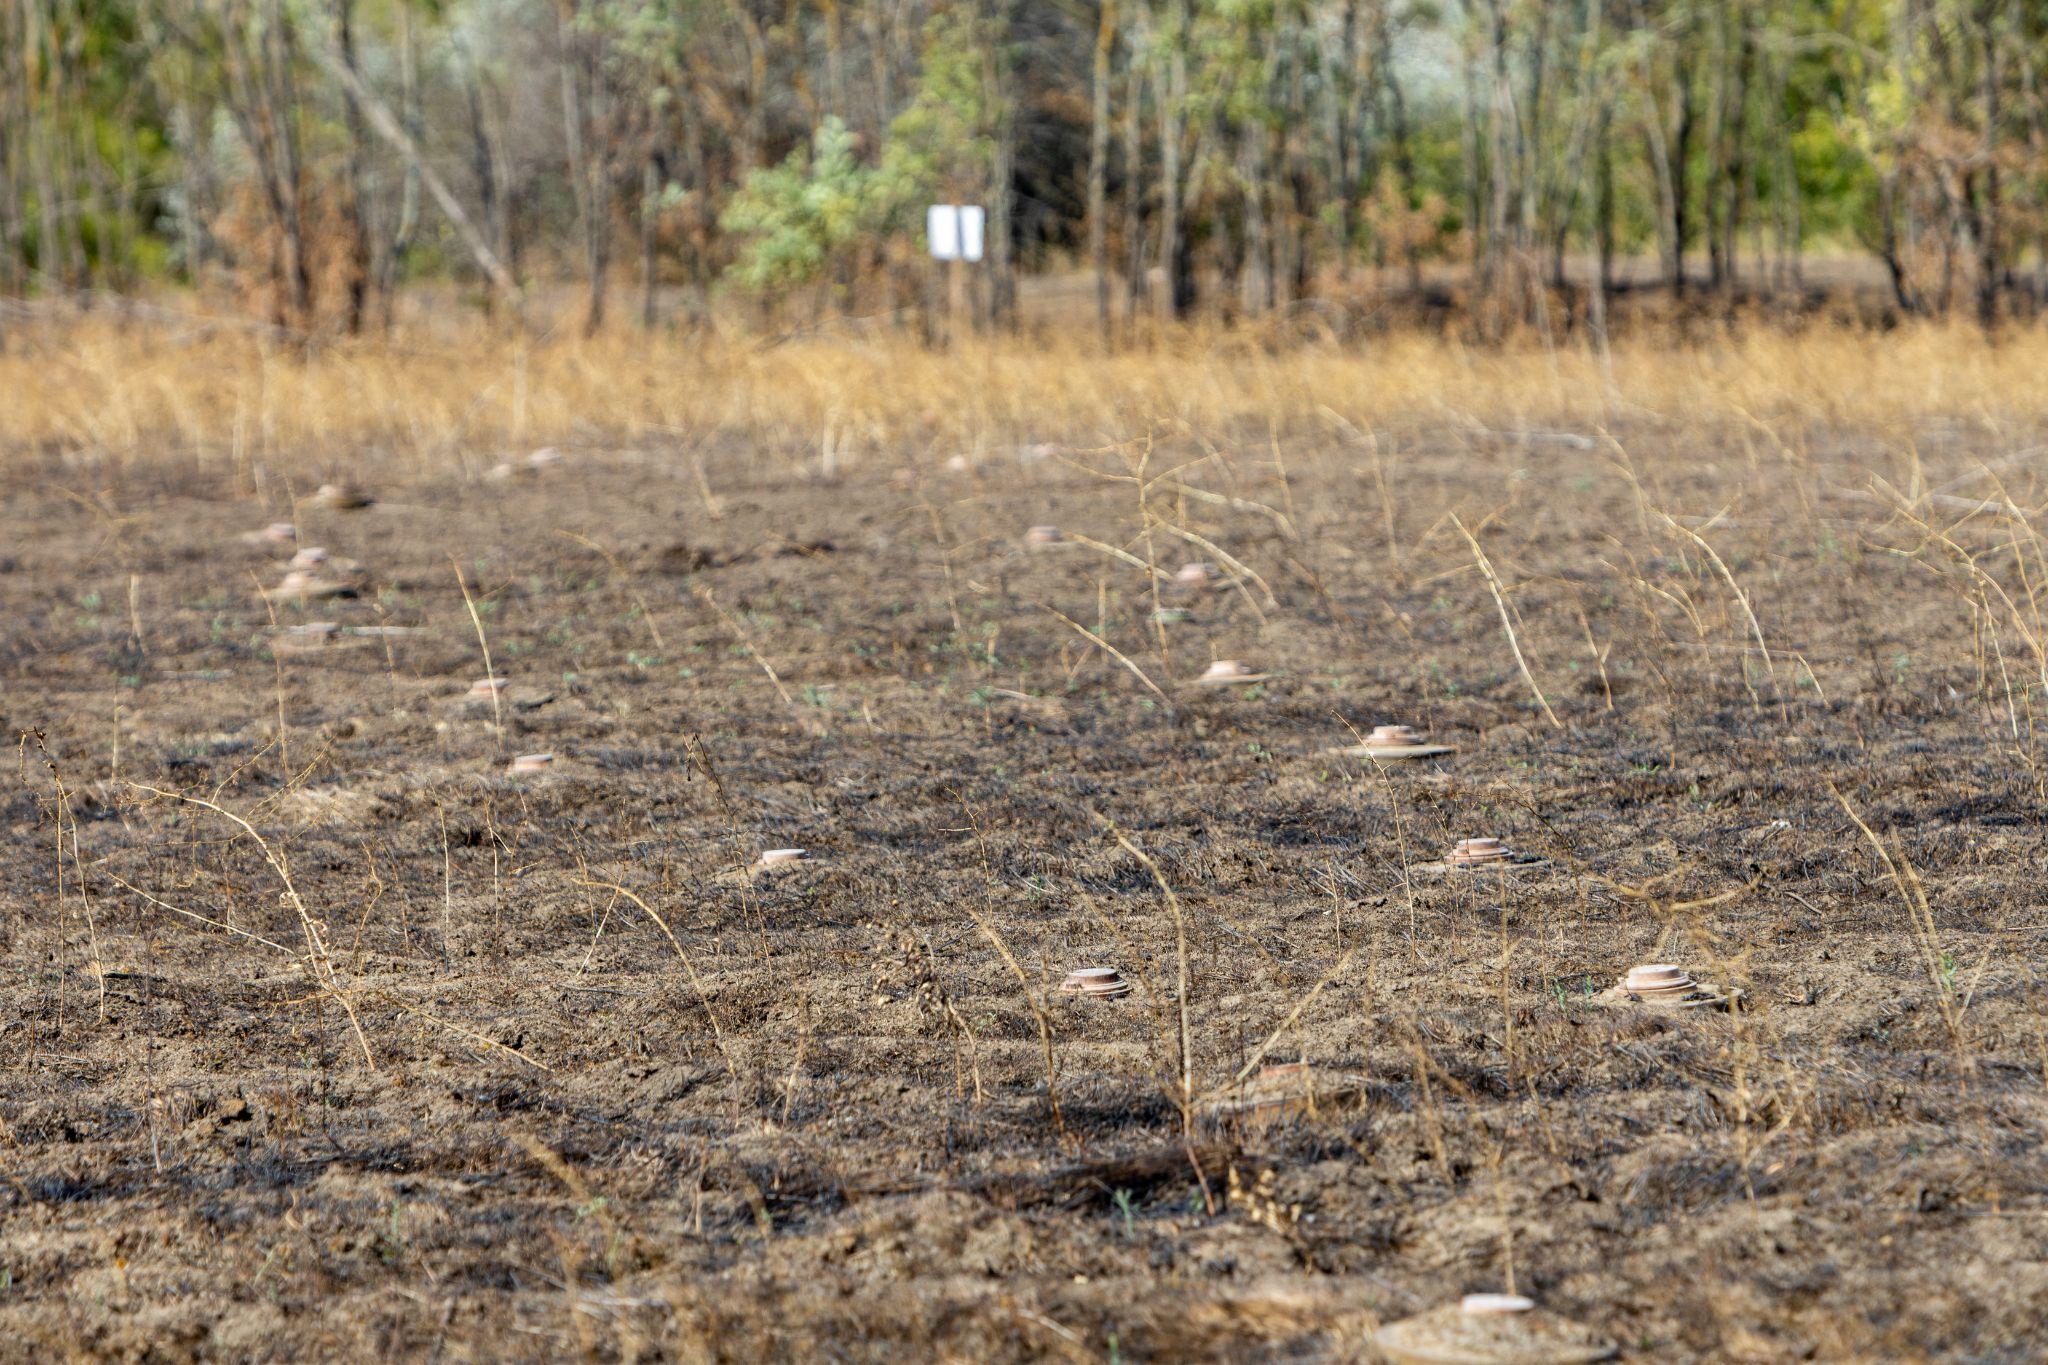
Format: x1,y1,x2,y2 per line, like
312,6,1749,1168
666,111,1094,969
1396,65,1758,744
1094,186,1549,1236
4,408,2047,1362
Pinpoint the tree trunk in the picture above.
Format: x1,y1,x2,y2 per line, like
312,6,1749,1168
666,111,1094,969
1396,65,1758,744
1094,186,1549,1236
1596,109,1615,297
383,0,423,322
986,3,1017,330
1670,47,1696,296
640,154,661,328
1459,41,1485,289
265,0,312,324
336,0,373,333
1334,0,1360,274
1156,0,1189,319
1876,172,1916,314
556,3,607,333
463,49,504,286
1974,4,2001,330
1088,0,1116,339
1241,129,1270,315
1122,54,1146,329
1374,6,1419,290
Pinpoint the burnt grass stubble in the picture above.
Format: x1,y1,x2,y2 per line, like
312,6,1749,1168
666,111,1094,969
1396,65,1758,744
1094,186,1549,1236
3,422,2046,1361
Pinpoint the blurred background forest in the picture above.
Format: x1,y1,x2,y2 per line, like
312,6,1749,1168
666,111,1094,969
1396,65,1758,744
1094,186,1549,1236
1,0,2043,339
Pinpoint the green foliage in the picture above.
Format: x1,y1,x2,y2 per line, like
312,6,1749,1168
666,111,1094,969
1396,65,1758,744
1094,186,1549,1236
720,118,890,293
4,0,2044,317
877,4,1004,200
720,7,1009,298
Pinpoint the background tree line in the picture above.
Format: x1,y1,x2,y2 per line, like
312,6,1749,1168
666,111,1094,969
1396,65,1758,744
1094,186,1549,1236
3,0,2044,336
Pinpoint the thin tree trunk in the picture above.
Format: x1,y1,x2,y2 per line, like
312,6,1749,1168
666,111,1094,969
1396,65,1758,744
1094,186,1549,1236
640,154,661,328
1877,172,1916,313
336,0,373,333
1335,0,1361,274
1088,0,1117,339
0,0,21,296
1122,51,1146,329
1459,41,1485,288
1480,0,1514,321
986,2,1017,329
1975,3,2001,329
463,49,503,282
1596,108,1615,297
1242,128,1269,315
1722,31,1752,293
556,3,606,332
383,0,423,320
1374,5,1419,290
1670,47,1696,295
820,0,846,120
1157,0,1189,319
264,0,312,324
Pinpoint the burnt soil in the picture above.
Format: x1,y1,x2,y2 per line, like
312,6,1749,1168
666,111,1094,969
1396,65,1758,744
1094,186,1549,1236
3,423,2046,1361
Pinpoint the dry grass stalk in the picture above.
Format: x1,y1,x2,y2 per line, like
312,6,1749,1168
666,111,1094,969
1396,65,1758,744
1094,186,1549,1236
452,559,504,735
22,733,108,1018
1657,510,1781,707
1033,598,1174,709
580,879,747,1092
694,585,815,733
128,783,377,1069
956,801,1067,1139
1450,513,1563,729
1833,788,1972,1059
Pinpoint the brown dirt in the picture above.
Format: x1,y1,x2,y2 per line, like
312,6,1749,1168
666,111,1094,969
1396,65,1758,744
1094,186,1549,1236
4,418,2047,1362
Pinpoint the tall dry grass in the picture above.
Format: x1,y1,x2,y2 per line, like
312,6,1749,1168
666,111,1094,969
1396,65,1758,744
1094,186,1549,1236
2,314,2041,470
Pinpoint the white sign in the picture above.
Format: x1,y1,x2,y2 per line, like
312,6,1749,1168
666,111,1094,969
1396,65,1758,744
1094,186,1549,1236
927,204,985,263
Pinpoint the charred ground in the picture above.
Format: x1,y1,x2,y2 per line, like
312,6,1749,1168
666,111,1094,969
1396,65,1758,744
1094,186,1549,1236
3,412,2046,1360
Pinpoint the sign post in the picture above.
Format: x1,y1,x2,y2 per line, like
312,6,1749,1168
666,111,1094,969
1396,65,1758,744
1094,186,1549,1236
926,204,985,344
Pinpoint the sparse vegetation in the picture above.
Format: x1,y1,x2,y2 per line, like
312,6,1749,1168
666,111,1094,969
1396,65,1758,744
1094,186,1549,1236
4,313,2048,1359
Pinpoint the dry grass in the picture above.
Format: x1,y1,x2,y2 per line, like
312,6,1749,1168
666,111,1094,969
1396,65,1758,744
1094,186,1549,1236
6,314,2046,469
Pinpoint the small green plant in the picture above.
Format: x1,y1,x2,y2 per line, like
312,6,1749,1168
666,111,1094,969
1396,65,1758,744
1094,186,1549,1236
375,1202,406,1266
1112,1188,1137,1240
1554,976,1598,1006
